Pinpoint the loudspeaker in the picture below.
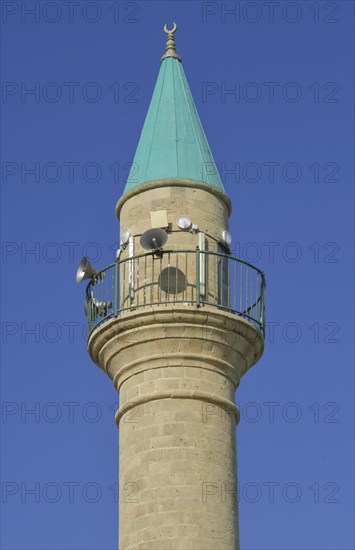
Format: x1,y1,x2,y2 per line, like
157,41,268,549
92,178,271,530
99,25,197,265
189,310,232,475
76,257,99,283
158,267,187,295
84,296,112,317
140,228,168,250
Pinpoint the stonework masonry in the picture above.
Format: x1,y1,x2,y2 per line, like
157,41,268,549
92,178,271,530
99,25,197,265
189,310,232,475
87,180,264,549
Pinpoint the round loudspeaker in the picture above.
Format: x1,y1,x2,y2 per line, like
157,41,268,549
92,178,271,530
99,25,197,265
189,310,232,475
140,228,168,250
158,267,187,295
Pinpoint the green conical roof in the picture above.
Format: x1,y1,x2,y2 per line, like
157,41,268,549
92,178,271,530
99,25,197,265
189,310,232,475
124,29,224,193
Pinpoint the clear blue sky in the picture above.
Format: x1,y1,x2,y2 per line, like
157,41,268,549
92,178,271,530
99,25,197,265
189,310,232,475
1,1,354,549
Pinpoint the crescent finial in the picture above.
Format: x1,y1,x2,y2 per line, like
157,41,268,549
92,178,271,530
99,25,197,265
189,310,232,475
161,22,181,62
164,22,177,34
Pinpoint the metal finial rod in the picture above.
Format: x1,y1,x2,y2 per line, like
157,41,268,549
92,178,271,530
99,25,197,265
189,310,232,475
161,22,181,62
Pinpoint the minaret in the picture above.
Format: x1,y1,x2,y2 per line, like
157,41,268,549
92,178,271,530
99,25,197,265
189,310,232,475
81,24,265,550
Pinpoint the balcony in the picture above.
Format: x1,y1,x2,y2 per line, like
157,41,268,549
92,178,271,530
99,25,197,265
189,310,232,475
84,250,265,339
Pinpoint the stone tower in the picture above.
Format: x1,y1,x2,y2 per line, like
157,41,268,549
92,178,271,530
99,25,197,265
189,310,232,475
81,25,265,550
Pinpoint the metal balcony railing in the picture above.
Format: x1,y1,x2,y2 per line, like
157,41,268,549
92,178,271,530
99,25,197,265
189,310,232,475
85,250,265,339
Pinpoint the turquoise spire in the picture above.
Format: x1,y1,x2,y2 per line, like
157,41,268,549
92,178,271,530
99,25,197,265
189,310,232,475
124,24,224,193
